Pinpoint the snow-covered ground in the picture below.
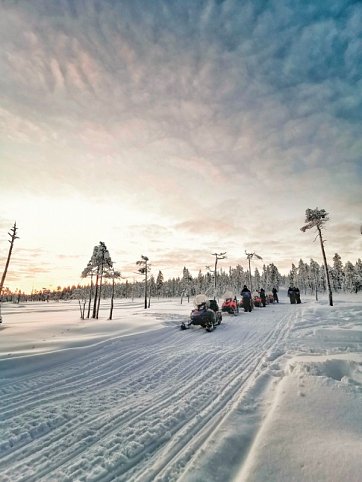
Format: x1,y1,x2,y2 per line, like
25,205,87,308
1,290,362,482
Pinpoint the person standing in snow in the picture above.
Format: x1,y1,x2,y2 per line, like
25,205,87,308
260,288,266,307
294,287,301,304
272,287,279,303
288,286,296,304
240,285,252,312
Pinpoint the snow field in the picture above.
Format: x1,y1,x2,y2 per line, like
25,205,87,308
0,293,361,481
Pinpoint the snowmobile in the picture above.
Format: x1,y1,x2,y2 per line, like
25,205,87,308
221,297,238,315
181,294,222,332
253,293,262,307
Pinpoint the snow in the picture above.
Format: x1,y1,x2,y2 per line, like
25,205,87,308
1,290,362,482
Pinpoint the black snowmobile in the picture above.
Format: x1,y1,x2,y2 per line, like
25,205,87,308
181,294,222,332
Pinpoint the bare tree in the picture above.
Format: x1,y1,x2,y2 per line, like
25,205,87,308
0,222,19,323
300,208,333,306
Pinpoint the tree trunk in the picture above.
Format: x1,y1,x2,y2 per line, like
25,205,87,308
109,278,115,320
144,270,148,309
96,271,104,319
87,274,93,319
92,272,99,318
0,223,19,323
317,226,333,306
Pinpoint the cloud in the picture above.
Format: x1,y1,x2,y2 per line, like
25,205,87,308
0,0,361,290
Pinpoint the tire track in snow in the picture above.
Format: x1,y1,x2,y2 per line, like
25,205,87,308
3,343,259,481
1,303,298,482
123,306,298,482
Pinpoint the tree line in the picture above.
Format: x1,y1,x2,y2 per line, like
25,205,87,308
2,253,361,306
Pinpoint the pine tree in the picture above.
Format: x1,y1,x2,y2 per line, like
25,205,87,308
156,271,164,298
355,259,362,293
288,263,298,287
180,267,192,303
82,242,113,319
298,259,308,294
137,255,150,309
269,263,280,291
332,253,344,291
344,261,356,293
254,267,261,291
301,208,333,306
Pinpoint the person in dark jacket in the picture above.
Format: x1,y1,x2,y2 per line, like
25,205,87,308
240,285,252,312
272,287,279,303
260,288,266,307
288,286,296,304
294,287,301,304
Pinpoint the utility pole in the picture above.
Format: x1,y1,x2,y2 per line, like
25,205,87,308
245,251,262,293
211,252,227,299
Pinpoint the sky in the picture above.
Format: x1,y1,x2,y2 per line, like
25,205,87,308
0,0,361,293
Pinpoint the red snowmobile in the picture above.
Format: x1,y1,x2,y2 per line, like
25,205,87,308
221,297,238,315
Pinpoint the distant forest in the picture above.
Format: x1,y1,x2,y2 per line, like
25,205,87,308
2,254,361,303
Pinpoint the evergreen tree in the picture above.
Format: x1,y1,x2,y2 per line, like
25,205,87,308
136,255,150,309
343,262,356,293
331,253,344,291
301,207,333,306
180,267,192,303
261,264,268,289
254,267,261,291
309,259,320,299
269,263,280,290
288,263,298,287
82,242,113,319
297,259,308,294
355,259,362,293
156,271,164,298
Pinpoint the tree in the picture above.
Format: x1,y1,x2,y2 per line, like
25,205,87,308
180,267,192,303
331,253,344,291
0,222,19,323
355,259,362,293
344,261,356,293
288,263,298,287
309,259,320,300
269,263,281,290
156,271,164,298
297,259,308,294
300,208,333,306
254,267,261,291
82,242,113,319
137,255,150,309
